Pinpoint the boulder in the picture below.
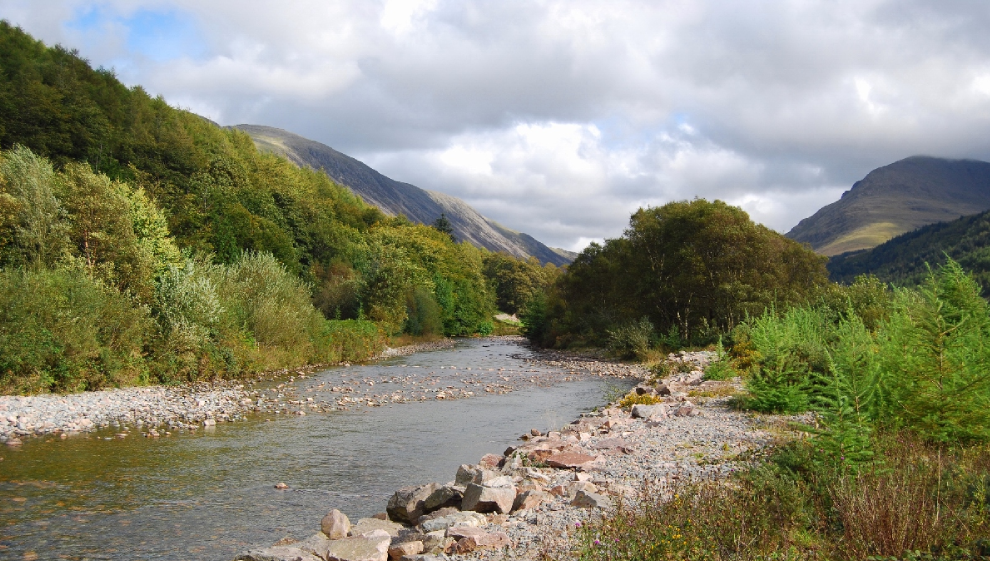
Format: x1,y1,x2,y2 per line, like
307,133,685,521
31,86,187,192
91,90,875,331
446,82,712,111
571,489,613,509
419,511,488,533
388,541,423,560
446,526,511,551
386,483,438,524
236,546,322,561
295,533,333,559
512,489,549,512
399,555,444,561
478,453,504,469
455,465,493,486
322,509,351,540
420,530,453,554
326,530,391,561
350,518,404,537
526,449,554,464
461,482,516,514
655,383,672,396
422,484,463,511
631,404,667,420
546,452,597,469
675,402,699,417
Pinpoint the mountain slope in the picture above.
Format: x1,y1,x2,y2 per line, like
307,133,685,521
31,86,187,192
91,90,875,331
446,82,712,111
786,156,990,256
234,124,575,266
827,209,990,293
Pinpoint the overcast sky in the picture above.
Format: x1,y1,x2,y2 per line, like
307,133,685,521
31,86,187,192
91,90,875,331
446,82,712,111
4,1,990,251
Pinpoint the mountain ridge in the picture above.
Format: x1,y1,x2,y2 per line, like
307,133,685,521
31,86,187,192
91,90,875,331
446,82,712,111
233,124,575,266
786,156,990,256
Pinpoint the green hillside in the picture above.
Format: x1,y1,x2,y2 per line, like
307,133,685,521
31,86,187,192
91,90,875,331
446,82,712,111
0,21,539,393
787,156,990,256
827,209,990,293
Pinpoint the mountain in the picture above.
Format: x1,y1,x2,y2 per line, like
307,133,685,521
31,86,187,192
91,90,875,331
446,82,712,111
233,124,576,266
786,156,990,256
827,209,990,293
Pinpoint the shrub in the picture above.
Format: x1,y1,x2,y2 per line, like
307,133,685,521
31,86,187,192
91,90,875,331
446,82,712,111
0,267,151,393
606,317,655,360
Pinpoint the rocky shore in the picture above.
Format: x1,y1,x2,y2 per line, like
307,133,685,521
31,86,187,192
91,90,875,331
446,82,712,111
236,350,784,561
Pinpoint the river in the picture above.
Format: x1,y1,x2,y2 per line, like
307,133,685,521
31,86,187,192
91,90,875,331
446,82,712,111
0,338,633,561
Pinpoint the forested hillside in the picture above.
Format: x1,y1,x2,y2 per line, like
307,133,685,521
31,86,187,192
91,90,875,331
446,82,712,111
0,22,551,394
827,209,990,293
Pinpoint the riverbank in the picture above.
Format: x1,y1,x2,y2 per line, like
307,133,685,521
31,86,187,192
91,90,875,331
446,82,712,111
236,350,790,561
0,336,646,445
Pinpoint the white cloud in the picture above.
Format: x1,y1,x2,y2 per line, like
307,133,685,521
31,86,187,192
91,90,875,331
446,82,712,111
3,0,990,252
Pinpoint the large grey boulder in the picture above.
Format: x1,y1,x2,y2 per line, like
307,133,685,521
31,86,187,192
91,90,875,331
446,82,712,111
386,483,438,524
326,529,391,561
455,465,499,486
460,482,515,514
295,533,333,559
236,546,322,561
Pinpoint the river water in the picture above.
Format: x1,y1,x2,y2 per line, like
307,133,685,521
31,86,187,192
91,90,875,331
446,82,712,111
0,338,632,561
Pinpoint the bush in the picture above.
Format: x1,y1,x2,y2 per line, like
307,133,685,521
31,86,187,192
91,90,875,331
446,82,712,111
606,317,655,360
0,267,151,393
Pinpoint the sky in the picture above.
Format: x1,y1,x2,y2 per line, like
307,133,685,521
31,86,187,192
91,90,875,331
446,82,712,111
3,1,990,252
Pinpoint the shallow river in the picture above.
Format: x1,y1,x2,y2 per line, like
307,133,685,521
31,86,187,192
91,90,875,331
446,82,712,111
0,338,632,561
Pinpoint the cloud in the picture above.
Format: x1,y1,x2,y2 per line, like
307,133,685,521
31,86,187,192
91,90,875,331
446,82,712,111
2,0,990,251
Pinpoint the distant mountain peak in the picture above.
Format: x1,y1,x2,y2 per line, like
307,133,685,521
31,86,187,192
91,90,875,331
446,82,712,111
232,124,575,266
786,156,990,256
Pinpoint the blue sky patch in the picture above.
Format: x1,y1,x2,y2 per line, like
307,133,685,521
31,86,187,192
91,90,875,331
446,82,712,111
67,6,207,62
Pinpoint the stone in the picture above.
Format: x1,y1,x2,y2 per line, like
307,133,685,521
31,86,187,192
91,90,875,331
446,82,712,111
511,489,548,512
526,449,554,464
446,526,511,551
350,518,404,537
483,475,515,488
631,404,667,419
322,509,351,540
455,465,484,486
461,482,516,514
236,546,322,561
326,530,391,561
634,384,655,396
420,530,452,553
416,506,459,526
675,402,698,417
295,533,333,559
530,428,542,436
571,489,613,509
274,482,289,490
422,484,462,511
655,383,672,396
419,511,487,533
546,452,597,469
388,541,423,560
387,483,438,524
478,453,503,469
398,556,443,561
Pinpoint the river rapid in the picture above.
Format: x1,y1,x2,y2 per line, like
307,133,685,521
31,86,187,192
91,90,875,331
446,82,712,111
0,338,635,561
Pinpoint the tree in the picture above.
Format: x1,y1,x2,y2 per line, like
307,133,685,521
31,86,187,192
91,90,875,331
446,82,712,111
433,213,455,241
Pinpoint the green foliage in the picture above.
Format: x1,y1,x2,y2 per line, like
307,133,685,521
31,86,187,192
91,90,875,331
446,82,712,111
703,337,736,381
537,199,828,348
0,144,70,268
404,286,443,337
0,267,151,393
606,316,655,360
482,252,560,315
432,212,454,241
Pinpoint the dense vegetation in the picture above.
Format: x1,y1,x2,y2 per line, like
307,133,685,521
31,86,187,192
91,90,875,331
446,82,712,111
0,22,555,394
828,208,990,294
524,199,829,351
566,263,990,560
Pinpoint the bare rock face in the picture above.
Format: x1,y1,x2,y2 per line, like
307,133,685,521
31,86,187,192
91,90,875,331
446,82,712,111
236,545,323,561
322,509,351,540
326,529,391,561
386,483,439,524
460,483,516,514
